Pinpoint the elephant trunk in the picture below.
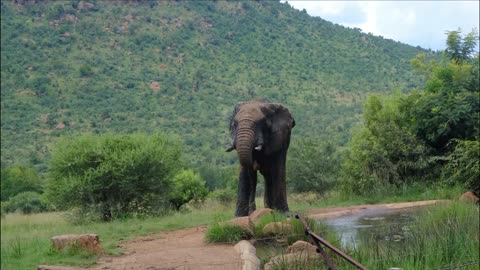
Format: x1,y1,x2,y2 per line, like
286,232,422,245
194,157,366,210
236,120,255,168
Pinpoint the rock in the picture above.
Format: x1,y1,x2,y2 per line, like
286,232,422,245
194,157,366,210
55,122,65,129
77,1,95,12
248,208,273,225
50,234,103,254
234,240,260,270
286,240,318,255
262,222,293,236
222,216,254,234
150,81,161,93
264,252,318,270
459,191,479,204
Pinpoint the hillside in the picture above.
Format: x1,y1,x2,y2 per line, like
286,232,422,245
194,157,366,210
0,0,437,172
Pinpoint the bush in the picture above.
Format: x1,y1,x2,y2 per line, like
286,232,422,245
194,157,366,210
1,166,43,201
208,188,236,204
169,170,209,210
442,139,480,196
46,133,182,221
2,192,48,214
287,138,341,194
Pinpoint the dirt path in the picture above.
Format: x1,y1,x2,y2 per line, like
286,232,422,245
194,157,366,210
41,200,445,270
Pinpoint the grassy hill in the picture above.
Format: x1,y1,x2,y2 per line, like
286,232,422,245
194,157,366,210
0,0,437,173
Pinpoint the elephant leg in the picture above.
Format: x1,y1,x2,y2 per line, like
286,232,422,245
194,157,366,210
235,166,253,217
261,169,273,209
270,152,289,212
248,171,257,214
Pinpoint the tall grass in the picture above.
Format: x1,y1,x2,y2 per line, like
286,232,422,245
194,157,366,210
270,201,479,270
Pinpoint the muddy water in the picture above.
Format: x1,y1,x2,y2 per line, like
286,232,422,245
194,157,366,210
322,207,421,249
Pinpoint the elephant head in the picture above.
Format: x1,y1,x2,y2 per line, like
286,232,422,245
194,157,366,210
227,99,295,168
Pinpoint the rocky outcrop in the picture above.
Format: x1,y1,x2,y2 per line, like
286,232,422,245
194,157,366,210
50,234,103,254
286,240,318,255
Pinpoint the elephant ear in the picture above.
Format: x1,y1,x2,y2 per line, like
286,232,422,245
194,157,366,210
229,102,243,134
265,103,295,133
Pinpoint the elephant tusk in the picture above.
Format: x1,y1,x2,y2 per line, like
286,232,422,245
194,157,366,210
254,145,262,151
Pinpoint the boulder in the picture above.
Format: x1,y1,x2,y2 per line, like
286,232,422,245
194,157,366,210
222,216,254,234
248,208,273,225
286,240,318,255
234,240,260,270
459,191,479,204
262,222,293,236
50,234,103,254
264,252,318,270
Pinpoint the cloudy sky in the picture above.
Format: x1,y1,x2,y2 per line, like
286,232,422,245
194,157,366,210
285,1,479,51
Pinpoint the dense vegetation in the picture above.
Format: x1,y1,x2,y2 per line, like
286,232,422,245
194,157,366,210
1,0,433,174
342,29,479,195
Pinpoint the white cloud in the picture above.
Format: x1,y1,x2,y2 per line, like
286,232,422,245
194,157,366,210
285,1,480,50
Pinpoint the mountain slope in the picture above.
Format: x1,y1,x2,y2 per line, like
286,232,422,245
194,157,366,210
0,0,437,171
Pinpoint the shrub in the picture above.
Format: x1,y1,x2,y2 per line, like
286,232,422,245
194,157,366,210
1,166,43,201
2,192,48,214
442,139,480,196
287,138,341,194
46,133,182,221
208,188,236,204
169,170,209,210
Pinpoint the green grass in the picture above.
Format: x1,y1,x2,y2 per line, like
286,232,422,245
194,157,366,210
0,184,467,269
268,201,479,270
1,200,233,269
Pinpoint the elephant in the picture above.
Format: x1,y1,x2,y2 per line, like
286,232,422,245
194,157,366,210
227,99,295,217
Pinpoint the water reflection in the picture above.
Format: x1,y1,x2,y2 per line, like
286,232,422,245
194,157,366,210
322,207,419,249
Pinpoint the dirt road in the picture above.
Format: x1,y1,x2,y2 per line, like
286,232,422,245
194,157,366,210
40,200,445,270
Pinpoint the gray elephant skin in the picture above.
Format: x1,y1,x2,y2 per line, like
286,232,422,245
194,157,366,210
227,99,295,217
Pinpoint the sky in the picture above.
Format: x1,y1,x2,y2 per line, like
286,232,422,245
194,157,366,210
285,1,479,51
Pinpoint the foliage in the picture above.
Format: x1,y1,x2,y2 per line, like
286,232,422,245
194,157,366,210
342,94,431,194
0,0,433,175
208,188,237,204
169,169,209,210
287,137,341,194
1,166,43,201
442,139,480,195
2,192,48,214
342,29,479,195
46,133,182,221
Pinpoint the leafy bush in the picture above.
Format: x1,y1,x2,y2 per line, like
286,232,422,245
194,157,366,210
442,139,480,196
46,133,182,221
169,170,209,210
1,166,43,201
2,192,48,214
287,138,341,194
208,188,236,204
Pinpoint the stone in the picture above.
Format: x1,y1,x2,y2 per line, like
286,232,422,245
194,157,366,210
459,191,479,204
286,240,318,255
264,252,318,270
50,234,103,254
234,240,260,270
248,208,273,225
262,222,293,236
222,216,254,234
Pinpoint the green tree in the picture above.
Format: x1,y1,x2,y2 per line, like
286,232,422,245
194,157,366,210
1,166,42,201
169,170,208,210
46,133,182,221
